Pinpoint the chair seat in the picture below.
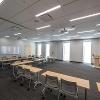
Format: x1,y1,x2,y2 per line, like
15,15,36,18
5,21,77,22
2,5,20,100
45,84,59,89
59,89,78,97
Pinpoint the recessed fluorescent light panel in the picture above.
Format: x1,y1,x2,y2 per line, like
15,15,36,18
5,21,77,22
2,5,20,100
53,31,69,37
67,28,75,31
0,0,4,4
70,13,100,21
14,34,18,36
5,36,10,38
96,24,100,26
94,33,100,35
53,34,67,36
36,25,51,30
77,30,95,34
53,34,60,37
35,5,61,17
17,33,21,35
67,35,80,38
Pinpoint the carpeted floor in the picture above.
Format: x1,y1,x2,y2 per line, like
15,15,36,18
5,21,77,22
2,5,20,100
0,61,100,100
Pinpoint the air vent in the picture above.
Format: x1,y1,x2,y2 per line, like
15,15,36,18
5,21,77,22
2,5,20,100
34,19,39,23
39,14,53,22
10,26,22,31
16,35,22,40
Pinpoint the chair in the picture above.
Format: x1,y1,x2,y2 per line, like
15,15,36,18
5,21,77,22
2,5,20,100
42,75,59,99
16,66,24,78
14,66,24,82
58,79,78,100
39,59,47,68
22,68,33,90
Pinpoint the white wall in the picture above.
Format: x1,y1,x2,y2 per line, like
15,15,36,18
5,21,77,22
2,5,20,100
50,42,58,58
35,38,100,62
91,38,100,55
70,40,83,62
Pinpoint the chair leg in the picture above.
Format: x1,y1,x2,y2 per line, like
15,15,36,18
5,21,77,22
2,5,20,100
42,87,46,95
41,87,46,100
27,78,31,90
57,91,60,100
20,76,24,86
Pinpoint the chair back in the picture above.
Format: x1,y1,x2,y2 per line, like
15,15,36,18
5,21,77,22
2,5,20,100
17,66,24,74
60,79,78,95
24,69,31,74
45,75,59,88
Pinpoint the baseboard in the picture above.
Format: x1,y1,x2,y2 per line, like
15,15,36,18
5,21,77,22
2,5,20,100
56,59,63,61
56,59,82,63
70,61,82,63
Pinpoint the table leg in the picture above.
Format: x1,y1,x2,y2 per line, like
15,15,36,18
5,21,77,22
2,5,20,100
13,66,16,78
85,88,87,100
2,62,4,69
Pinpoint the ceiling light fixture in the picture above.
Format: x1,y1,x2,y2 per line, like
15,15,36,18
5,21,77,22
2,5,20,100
17,33,21,35
0,0,4,4
36,25,51,30
70,13,100,21
5,36,10,38
77,30,95,33
67,28,75,31
35,5,61,17
96,24,100,26
52,34,60,36
67,35,80,38
53,32,69,37
94,33,100,35
14,34,18,36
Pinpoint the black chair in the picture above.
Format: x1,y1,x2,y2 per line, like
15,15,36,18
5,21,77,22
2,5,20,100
58,79,78,100
22,68,34,90
42,75,59,99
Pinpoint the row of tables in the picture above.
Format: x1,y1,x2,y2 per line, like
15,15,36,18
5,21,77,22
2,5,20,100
0,57,100,100
0,57,44,69
12,63,100,100
9,59,89,100
18,64,42,88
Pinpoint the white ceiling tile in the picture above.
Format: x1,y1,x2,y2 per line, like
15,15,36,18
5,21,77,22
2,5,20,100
0,0,100,40
0,0,39,18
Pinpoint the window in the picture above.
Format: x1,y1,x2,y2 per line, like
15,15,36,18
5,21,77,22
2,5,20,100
46,43,50,57
1,46,20,54
37,43,42,56
1,46,7,54
63,42,70,61
13,47,20,54
83,41,91,63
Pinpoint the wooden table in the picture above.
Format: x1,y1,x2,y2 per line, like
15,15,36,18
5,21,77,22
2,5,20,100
96,82,100,92
19,64,42,72
11,60,33,78
18,64,42,88
11,60,33,66
0,58,18,69
42,71,90,100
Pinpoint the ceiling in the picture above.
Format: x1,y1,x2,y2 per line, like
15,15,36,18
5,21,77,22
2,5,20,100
0,0,100,42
